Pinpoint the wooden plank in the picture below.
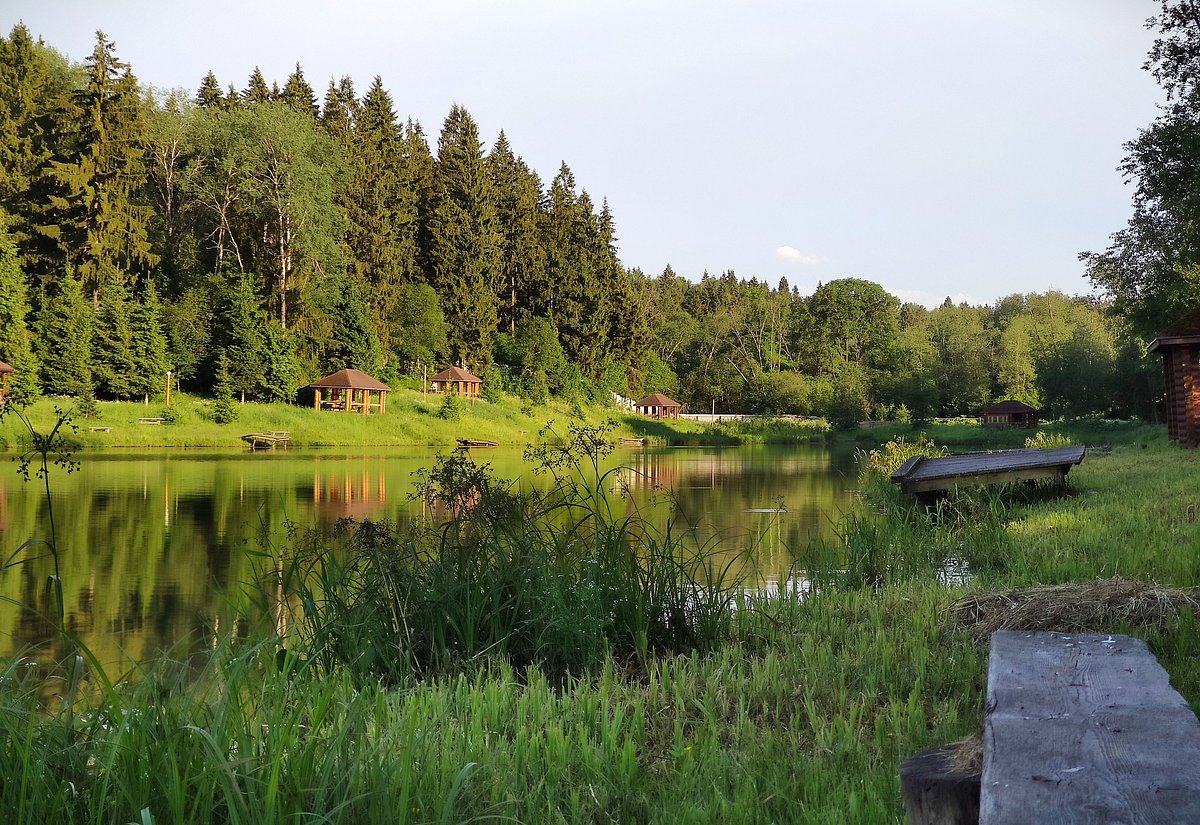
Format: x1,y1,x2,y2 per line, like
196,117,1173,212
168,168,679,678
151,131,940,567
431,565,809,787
981,631,1200,825
901,744,980,825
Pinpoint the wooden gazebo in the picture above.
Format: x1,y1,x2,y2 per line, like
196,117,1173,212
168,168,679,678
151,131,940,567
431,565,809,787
308,368,390,415
635,392,682,420
429,366,482,398
978,399,1038,428
1149,336,1200,447
0,360,11,405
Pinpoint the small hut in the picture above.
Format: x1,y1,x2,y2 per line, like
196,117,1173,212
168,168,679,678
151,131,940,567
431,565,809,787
1149,335,1200,447
0,360,12,405
978,399,1038,428
308,368,390,415
635,392,682,420
429,366,482,398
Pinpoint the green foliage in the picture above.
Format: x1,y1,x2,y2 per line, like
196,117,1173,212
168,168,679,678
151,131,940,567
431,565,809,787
436,391,464,421
212,351,239,424
290,422,738,684
0,222,39,403
90,278,138,399
35,271,92,396
261,323,299,403
1083,2,1200,334
825,378,869,431
1024,430,1072,449
429,105,502,367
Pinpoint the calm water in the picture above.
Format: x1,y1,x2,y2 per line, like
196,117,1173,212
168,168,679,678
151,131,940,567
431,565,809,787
0,444,858,667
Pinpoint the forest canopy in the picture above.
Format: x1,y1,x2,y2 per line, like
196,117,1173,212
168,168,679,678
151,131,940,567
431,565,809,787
0,25,1162,421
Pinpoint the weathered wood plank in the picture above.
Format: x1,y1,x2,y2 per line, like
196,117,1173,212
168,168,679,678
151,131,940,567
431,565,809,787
981,631,1200,825
901,744,980,825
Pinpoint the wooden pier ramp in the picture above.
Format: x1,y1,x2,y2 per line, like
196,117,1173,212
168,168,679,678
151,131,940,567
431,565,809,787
890,445,1085,507
241,431,291,450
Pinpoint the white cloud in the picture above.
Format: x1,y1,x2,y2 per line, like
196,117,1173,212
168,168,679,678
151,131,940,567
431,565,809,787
775,246,826,266
888,288,978,309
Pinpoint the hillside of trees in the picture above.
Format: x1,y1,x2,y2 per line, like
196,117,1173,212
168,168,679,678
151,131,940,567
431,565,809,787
0,25,1162,421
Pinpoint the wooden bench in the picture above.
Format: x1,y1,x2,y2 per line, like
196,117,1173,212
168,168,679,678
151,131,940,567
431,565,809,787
87,426,112,432
137,417,164,425
902,630,1200,824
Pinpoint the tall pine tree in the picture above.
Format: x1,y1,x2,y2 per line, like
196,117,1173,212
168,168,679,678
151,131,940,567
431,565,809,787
36,269,92,395
487,131,546,334
29,31,157,305
0,221,39,403
429,105,502,367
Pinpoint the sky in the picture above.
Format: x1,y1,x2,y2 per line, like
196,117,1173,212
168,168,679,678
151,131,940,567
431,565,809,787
6,1,1165,308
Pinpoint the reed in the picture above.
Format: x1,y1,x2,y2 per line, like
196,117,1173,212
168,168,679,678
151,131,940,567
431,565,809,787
284,422,741,685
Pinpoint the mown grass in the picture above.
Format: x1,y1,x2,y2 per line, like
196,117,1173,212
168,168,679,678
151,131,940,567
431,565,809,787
4,418,1200,823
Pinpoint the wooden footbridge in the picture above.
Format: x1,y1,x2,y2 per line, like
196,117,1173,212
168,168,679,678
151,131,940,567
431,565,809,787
890,445,1086,507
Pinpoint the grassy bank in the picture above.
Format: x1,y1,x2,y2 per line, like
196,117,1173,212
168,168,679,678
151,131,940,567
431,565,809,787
0,394,829,450
3,422,1199,823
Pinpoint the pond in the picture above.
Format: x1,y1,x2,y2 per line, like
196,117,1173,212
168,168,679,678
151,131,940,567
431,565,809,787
0,444,859,668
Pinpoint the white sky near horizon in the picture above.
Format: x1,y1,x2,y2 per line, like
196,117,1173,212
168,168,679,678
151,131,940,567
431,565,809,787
5,1,1164,308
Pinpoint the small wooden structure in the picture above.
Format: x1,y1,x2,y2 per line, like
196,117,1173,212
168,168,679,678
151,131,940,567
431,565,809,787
429,366,482,398
977,399,1038,428
902,630,1200,825
1149,335,1200,447
0,359,12,405
635,392,682,420
308,368,390,415
455,438,497,449
891,446,1085,508
137,417,165,425
241,431,291,450
981,631,1200,824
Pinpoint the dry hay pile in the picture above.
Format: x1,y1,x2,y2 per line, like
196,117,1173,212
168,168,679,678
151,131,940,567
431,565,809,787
949,577,1200,643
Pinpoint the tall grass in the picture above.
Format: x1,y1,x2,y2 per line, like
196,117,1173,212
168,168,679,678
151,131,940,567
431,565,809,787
284,422,741,685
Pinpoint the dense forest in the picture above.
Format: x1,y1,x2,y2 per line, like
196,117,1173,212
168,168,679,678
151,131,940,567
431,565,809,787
0,24,1165,421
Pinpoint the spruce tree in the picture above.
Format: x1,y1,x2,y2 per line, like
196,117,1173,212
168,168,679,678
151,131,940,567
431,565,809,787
0,222,39,403
131,278,170,399
487,131,546,333
220,271,267,401
320,77,356,143
196,70,223,109
343,76,416,344
212,350,238,423
36,270,92,395
262,322,298,403
244,67,271,105
429,105,502,367
91,278,138,398
29,31,157,305
0,24,53,246
280,63,319,119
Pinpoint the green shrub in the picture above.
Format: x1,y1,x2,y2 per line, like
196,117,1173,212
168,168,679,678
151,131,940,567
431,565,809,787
437,392,464,421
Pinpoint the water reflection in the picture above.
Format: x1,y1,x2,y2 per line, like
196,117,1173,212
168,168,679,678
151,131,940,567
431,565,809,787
0,445,857,667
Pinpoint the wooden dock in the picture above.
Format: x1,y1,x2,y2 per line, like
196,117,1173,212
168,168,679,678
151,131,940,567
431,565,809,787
241,431,291,450
455,438,497,449
890,445,1085,506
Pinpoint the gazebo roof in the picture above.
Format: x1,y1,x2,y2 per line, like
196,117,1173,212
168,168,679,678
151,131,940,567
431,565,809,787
307,368,390,391
979,399,1037,414
0,360,12,374
430,366,482,383
636,392,680,408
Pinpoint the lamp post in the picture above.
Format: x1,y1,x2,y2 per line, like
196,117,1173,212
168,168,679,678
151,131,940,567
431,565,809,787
166,370,173,408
